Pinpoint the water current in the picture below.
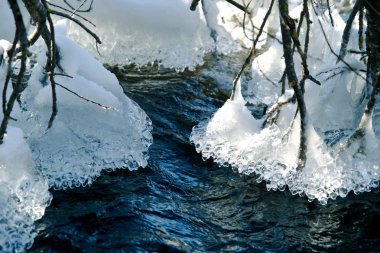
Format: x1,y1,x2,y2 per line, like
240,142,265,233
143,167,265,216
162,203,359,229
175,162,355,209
28,54,380,252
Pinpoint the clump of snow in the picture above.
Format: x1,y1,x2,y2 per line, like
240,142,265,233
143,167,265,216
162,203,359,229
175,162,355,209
0,126,51,253
16,20,153,189
191,4,380,204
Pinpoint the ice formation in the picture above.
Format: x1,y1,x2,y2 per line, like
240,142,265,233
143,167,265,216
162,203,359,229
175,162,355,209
1,6,152,251
54,0,216,69
191,3,380,204
0,55,51,252
16,20,153,189
0,126,51,253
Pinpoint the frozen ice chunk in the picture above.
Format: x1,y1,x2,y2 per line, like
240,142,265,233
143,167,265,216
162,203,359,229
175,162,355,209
191,92,380,204
0,126,51,253
191,4,380,204
53,0,214,69
16,24,153,189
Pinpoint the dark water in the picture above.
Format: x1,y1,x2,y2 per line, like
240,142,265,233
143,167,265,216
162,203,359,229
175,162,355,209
29,55,380,253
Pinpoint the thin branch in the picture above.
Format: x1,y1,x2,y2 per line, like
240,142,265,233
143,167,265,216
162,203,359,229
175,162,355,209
190,0,200,11
281,1,321,87
225,0,246,12
0,0,28,144
63,0,94,13
71,0,92,17
242,0,254,42
42,0,58,129
264,94,295,127
230,0,275,100
279,0,308,169
256,60,277,86
358,4,364,51
326,0,334,27
311,3,366,82
56,82,114,110
282,107,299,141
337,0,362,63
49,9,101,44
340,1,380,150
47,2,96,27
2,30,19,115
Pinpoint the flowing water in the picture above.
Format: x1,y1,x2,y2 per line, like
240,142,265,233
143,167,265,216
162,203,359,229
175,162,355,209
28,54,380,252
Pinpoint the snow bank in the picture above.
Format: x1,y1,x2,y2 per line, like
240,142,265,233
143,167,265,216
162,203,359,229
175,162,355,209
191,4,380,204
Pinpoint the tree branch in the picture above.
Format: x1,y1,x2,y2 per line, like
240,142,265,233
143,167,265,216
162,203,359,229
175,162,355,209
279,0,308,169
337,0,362,63
0,0,29,144
49,9,101,44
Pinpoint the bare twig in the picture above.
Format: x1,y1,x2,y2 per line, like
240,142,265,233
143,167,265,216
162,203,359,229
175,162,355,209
49,9,101,44
311,3,366,82
47,2,96,27
264,94,295,127
190,0,200,11
41,0,58,129
326,0,334,27
231,0,275,100
341,1,380,150
279,0,308,169
242,0,254,42
256,60,278,86
63,0,94,13
56,82,114,110
2,31,19,115
358,4,364,51
0,0,29,143
337,0,362,63
225,0,246,12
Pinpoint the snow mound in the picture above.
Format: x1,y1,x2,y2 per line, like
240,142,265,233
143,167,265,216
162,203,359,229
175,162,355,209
0,127,51,253
17,21,153,189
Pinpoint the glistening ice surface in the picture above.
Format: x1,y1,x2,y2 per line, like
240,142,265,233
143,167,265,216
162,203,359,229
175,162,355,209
18,21,153,189
0,127,51,253
58,0,215,69
190,3,380,204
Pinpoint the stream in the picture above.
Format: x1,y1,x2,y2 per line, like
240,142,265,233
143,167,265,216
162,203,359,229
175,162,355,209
28,54,380,252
